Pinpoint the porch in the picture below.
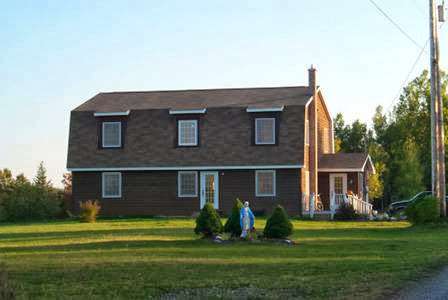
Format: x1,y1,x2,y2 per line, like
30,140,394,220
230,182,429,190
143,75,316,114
302,153,375,219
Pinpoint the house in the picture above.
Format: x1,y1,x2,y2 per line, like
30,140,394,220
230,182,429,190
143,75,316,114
67,67,375,217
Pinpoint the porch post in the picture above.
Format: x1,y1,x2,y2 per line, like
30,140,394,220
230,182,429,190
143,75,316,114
310,193,315,219
330,191,335,220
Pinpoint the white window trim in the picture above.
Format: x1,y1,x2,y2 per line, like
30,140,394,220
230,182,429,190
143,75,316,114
102,172,122,198
255,118,276,145
255,170,276,197
178,120,198,146
102,122,122,148
178,171,198,197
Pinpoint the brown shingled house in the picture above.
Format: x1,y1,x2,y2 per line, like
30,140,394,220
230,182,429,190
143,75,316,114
67,67,375,217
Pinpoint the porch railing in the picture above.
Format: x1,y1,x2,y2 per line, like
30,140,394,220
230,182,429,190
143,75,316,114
330,193,373,217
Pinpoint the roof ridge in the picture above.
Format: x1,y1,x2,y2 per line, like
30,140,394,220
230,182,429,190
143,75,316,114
98,85,309,95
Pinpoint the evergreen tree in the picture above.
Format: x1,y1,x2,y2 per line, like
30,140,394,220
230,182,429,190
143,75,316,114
33,161,52,189
223,198,243,237
194,203,223,238
263,205,293,239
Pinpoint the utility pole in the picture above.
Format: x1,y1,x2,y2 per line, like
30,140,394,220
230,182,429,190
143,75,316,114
429,0,446,217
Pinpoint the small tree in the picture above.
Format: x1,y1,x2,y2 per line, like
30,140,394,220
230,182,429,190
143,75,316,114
263,205,293,239
33,161,52,189
224,198,244,237
194,203,223,238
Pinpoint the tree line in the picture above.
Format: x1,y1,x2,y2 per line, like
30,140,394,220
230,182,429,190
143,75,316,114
336,70,447,209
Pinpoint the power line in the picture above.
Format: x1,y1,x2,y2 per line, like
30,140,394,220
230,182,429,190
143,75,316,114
386,39,429,112
368,0,425,50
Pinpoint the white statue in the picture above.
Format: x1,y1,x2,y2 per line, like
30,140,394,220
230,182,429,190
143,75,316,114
240,201,255,239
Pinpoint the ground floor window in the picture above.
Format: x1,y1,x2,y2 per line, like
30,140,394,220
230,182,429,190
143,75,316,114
102,172,122,198
178,171,198,197
255,170,276,197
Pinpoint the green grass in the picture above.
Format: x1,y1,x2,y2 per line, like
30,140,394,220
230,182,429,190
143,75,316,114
0,218,448,299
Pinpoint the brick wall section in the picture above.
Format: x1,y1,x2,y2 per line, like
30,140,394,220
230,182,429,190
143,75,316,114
67,106,305,169
72,169,301,216
316,92,333,155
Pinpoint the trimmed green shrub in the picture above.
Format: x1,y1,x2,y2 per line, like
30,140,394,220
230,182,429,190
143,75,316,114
79,200,101,223
194,203,223,238
0,184,62,222
334,202,359,220
263,205,293,239
405,196,439,224
224,198,243,237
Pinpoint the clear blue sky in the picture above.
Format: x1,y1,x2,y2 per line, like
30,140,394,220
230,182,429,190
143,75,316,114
0,0,446,186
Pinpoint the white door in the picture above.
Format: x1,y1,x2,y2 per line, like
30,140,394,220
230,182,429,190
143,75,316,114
329,173,347,204
200,172,219,209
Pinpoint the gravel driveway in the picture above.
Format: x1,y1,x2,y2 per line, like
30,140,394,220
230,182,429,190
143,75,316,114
395,266,448,300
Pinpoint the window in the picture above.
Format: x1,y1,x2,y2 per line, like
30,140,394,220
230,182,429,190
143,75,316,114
255,118,275,145
102,172,122,198
178,171,198,197
102,122,121,148
178,120,198,146
320,128,330,153
305,120,310,145
255,170,276,197
334,176,343,194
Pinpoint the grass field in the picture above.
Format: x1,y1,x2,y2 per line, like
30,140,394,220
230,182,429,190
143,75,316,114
1,218,448,299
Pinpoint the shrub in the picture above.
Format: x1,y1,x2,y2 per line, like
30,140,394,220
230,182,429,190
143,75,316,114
333,202,359,220
0,184,62,222
79,200,101,223
194,203,223,238
263,205,293,239
224,198,243,237
405,196,439,224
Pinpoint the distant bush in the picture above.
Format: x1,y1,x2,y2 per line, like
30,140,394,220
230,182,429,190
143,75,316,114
333,202,359,221
0,184,62,222
224,198,243,237
405,196,439,225
263,205,293,239
79,200,101,223
194,203,223,238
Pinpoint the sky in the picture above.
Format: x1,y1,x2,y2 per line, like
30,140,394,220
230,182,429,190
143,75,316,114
0,0,447,187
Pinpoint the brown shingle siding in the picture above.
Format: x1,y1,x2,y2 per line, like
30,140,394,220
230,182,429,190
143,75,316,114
72,169,301,216
68,106,305,169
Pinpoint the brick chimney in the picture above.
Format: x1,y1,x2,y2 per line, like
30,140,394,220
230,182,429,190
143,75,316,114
308,65,317,93
307,65,319,206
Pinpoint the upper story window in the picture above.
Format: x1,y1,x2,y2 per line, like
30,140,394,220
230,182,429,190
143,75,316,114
178,120,198,146
255,170,276,197
255,118,275,145
102,172,122,198
102,122,122,148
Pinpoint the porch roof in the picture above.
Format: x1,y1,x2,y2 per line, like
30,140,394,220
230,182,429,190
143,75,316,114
318,153,375,173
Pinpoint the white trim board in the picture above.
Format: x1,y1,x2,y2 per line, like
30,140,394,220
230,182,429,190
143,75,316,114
246,106,284,112
94,111,130,117
68,164,303,172
318,168,363,172
169,109,206,115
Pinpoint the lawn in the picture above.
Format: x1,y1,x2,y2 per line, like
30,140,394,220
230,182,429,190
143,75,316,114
1,218,448,299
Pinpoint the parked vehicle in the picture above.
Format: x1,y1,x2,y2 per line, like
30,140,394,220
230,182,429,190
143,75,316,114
388,191,448,215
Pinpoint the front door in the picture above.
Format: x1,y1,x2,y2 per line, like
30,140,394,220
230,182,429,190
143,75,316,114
329,173,347,204
200,172,219,209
